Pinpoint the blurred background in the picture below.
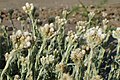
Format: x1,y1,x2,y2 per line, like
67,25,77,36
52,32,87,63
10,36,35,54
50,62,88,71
0,0,120,9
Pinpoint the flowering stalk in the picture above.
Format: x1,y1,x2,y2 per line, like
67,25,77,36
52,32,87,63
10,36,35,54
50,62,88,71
26,49,33,79
36,66,44,80
29,14,36,36
1,25,10,53
117,40,120,55
86,47,93,79
61,43,73,63
22,3,36,36
1,50,17,80
35,38,47,70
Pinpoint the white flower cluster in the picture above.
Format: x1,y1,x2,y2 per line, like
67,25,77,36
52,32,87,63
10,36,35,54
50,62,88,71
14,75,20,80
84,26,106,47
40,23,55,38
4,49,15,61
10,30,36,49
66,30,78,43
102,18,109,31
55,62,65,72
55,16,67,27
22,2,34,14
88,11,95,19
40,55,54,66
70,48,85,64
76,21,88,33
19,56,28,66
112,28,120,41
62,10,69,18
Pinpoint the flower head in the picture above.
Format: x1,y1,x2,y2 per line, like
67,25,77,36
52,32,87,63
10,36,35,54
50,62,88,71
39,23,55,38
14,75,20,80
40,55,54,66
66,30,78,43
112,27,120,41
55,62,65,72
55,16,67,27
84,27,106,48
22,2,34,14
10,30,35,49
76,21,87,33
71,48,85,64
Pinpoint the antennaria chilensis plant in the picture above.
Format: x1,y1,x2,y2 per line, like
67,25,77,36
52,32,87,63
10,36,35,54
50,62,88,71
0,2,119,80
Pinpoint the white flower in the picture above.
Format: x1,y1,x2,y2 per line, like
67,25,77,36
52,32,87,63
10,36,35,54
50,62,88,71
50,27,54,32
48,55,54,63
22,6,26,11
4,52,9,61
85,27,96,37
112,28,120,39
23,31,31,37
74,34,78,40
26,2,31,9
116,27,120,31
19,44,24,49
55,16,67,26
81,50,86,55
22,2,34,14
16,30,22,38
102,18,109,25
30,3,34,10
84,27,106,47
56,62,65,72
88,11,95,19
40,55,54,65
70,48,85,64
62,10,68,17
14,75,20,80
24,41,31,48
49,23,54,28
40,56,46,66
25,36,32,42
15,43,18,49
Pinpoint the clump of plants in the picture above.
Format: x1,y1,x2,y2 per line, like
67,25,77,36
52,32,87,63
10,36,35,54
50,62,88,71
0,3,120,80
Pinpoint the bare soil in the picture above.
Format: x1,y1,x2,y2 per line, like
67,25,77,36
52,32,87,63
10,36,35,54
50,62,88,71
0,0,120,32
0,0,120,9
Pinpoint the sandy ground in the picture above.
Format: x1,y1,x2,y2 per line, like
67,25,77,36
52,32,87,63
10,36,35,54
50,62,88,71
0,0,120,9
0,0,120,31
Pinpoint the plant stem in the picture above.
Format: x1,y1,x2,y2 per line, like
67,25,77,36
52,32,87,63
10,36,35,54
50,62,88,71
35,39,46,70
86,47,93,79
117,41,120,55
37,67,44,80
1,50,16,80
29,14,36,37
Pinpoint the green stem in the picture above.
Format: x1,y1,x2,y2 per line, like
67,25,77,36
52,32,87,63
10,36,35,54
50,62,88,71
61,43,71,63
37,67,44,80
86,47,93,79
2,25,10,53
75,65,79,80
117,41,120,55
35,39,46,70
26,49,32,79
1,50,16,80
29,14,35,36
9,17,16,31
